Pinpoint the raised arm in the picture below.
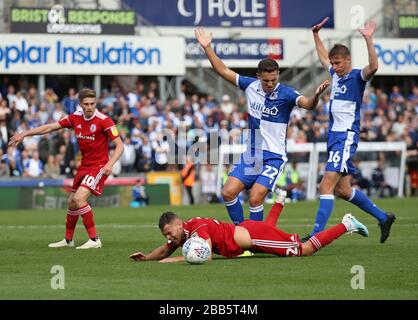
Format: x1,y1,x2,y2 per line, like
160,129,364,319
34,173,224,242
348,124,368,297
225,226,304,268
359,20,378,81
8,122,62,147
312,17,331,71
195,27,237,86
297,80,330,110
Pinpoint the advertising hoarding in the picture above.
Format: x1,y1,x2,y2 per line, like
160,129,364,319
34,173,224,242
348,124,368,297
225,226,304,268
351,38,418,75
0,34,185,75
11,6,136,35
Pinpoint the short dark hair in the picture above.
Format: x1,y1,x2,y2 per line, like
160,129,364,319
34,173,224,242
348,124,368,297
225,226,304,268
159,211,178,230
257,58,279,73
329,44,351,58
78,88,96,103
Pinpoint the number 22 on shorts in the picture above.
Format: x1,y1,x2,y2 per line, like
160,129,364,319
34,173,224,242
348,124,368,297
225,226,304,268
262,165,279,184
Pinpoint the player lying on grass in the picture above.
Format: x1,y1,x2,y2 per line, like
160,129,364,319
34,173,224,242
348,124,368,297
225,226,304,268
129,190,369,263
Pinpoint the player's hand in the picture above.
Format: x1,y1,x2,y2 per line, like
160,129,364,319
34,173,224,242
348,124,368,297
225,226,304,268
358,20,376,38
312,17,329,33
102,163,113,175
315,80,331,96
195,27,213,49
8,133,25,147
129,252,147,261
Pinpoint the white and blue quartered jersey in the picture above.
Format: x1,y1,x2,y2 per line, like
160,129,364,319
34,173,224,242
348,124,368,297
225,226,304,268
328,67,367,145
236,74,301,160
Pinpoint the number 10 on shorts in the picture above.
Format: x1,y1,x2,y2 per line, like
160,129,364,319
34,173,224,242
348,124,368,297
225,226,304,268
82,175,95,187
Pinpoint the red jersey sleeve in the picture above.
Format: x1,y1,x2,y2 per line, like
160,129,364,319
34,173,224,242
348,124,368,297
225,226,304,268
58,114,74,128
102,117,119,141
187,220,210,241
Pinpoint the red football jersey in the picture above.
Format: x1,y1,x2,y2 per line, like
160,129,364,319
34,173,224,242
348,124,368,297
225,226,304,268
167,217,244,257
58,109,119,168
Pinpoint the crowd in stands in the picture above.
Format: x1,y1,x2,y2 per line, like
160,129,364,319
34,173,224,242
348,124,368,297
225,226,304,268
0,77,417,189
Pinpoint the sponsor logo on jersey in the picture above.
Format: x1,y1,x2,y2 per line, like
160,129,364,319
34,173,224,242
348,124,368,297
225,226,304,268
262,106,278,116
76,132,95,141
249,102,279,116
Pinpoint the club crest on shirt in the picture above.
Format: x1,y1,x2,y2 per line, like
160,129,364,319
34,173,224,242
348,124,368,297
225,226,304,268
270,91,278,99
90,124,97,133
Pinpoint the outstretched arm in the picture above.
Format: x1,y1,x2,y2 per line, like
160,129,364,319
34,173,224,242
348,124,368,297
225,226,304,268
195,27,237,86
297,80,331,110
8,122,62,147
312,17,331,71
129,244,176,262
359,20,378,81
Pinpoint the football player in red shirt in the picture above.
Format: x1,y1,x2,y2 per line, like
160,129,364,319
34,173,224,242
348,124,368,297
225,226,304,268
9,88,124,249
129,190,369,262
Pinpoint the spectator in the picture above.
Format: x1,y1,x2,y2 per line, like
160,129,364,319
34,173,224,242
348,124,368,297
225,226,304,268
131,178,149,207
52,103,66,122
181,157,196,205
371,160,394,198
136,135,152,172
220,94,235,116
351,159,372,196
120,137,136,173
38,134,51,164
0,158,8,176
6,85,17,108
0,99,11,142
277,161,304,202
44,154,61,179
24,150,43,178
152,132,170,171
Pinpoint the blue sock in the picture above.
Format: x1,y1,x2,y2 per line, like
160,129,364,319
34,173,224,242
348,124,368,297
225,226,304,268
310,194,335,237
349,188,387,224
225,198,244,225
249,204,264,221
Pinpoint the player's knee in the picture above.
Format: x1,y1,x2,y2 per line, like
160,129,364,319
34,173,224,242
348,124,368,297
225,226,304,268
68,196,85,210
222,189,236,202
248,195,263,208
319,177,335,194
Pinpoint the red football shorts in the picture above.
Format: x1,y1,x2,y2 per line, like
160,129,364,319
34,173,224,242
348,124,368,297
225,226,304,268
239,220,302,257
72,165,109,196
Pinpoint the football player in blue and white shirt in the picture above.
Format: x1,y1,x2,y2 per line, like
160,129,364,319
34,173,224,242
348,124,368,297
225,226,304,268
195,27,330,225
305,17,395,243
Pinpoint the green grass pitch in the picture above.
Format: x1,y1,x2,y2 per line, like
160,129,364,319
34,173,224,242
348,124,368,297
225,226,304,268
1,198,417,300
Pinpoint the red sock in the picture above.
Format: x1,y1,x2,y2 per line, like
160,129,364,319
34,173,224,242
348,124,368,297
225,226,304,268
308,223,347,252
265,203,283,226
79,204,97,239
65,210,79,241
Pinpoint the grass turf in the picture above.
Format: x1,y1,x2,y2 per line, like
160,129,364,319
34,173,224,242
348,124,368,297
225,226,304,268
0,197,417,300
